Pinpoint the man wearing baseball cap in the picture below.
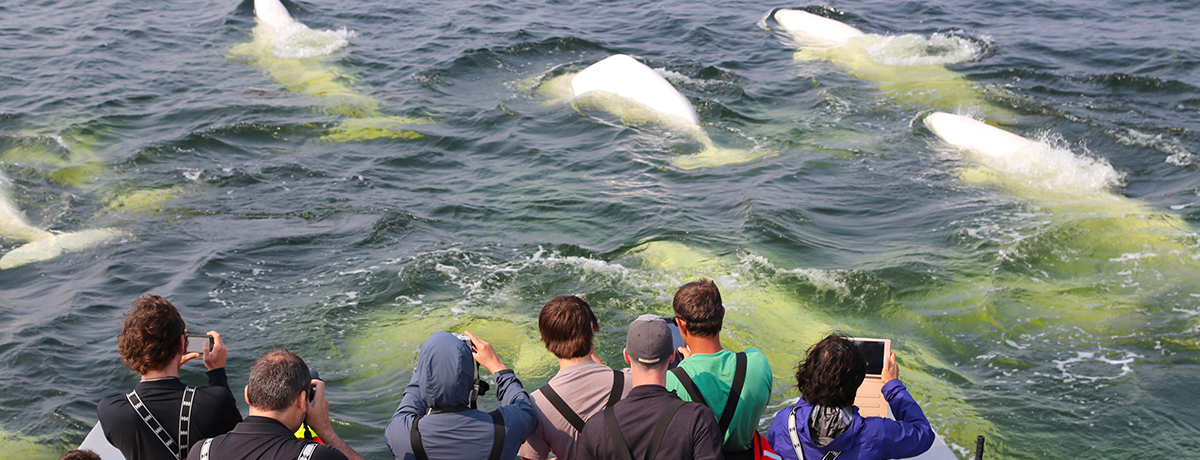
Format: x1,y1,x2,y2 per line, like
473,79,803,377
575,315,723,460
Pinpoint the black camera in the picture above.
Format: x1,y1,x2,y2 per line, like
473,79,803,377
308,369,322,403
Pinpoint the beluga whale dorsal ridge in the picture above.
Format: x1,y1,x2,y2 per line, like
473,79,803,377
540,54,763,169
570,54,700,127
772,9,864,47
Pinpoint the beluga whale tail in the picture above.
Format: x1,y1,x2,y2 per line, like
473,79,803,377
540,54,764,169
765,8,1012,122
0,172,122,270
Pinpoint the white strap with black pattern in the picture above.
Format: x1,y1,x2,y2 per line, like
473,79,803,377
199,438,213,460
788,406,841,460
125,386,196,460
299,443,318,460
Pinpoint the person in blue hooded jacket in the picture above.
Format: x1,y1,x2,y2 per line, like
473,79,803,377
384,331,538,460
766,334,934,460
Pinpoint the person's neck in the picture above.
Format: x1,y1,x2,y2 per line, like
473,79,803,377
249,407,304,432
630,367,667,388
557,355,595,370
684,334,724,355
140,357,183,382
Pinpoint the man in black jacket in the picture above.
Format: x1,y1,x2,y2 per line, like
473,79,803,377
575,315,723,460
187,348,365,460
97,294,242,460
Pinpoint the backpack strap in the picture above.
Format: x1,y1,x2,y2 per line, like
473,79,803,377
670,352,746,438
487,410,506,460
646,399,685,460
538,383,586,432
126,387,195,460
540,369,625,433
199,438,213,460
410,410,506,460
603,407,635,460
717,352,748,437
787,406,841,460
604,399,685,460
607,369,624,408
669,367,708,406
298,442,318,460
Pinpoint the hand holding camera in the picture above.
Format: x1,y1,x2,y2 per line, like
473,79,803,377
462,331,506,374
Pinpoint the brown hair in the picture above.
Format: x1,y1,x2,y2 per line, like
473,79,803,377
671,280,723,337
246,348,311,412
538,295,599,359
795,334,866,407
59,450,102,460
118,294,186,375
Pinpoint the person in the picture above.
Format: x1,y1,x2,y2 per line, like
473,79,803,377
575,315,723,460
59,450,101,460
665,280,773,459
98,294,242,460
186,348,365,460
765,334,934,460
384,331,538,460
519,295,632,460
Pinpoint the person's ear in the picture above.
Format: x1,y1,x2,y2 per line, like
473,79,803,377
623,348,631,365
244,385,251,405
675,318,688,336
295,389,308,414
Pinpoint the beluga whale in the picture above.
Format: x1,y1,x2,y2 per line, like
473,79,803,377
765,8,1012,122
540,54,762,170
0,171,121,269
230,0,429,141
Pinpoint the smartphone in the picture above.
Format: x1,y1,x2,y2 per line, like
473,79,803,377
186,334,213,354
849,338,891,376
662,316,685,368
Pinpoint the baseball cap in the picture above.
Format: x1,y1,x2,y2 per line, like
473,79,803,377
626,314,673,365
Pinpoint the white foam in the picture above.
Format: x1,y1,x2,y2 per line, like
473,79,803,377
1109,128,1194,167
269,23,355,59
859,32,988,67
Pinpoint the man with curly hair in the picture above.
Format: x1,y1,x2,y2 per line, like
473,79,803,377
97,294,242,460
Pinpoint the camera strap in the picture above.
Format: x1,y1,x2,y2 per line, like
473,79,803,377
670,352,747,439
198,438,318,460
125,386,196,460
411,409,506,460
603,397,684,460
539,369,624,432
788,406,842,460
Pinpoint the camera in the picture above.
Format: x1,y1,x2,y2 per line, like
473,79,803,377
185,334,213,354
451,332,477,352
308,369,322,403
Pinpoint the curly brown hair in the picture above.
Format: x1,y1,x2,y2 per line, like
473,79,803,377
538,295,599,359
118,294,186,375
795,334,866,408
672,280,723,337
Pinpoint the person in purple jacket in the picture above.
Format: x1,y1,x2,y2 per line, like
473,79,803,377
766,334,934,460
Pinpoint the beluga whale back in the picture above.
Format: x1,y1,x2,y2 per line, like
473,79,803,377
537,54,763,169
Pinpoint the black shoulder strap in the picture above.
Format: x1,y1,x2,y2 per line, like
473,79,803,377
411,416,428,460
670,367,708,406
539,383,586,432
647,399,685,460
487,410,506,460
412,411,506,460
604,407,635,460
717,352,748,437
608,369,624,408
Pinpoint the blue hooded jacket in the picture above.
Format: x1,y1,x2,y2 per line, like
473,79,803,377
384,332,538,460
765,380,934,460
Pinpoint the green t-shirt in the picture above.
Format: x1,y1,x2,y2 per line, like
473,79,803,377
665,348,773,451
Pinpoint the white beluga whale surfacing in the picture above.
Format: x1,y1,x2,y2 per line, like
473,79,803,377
541,54,763,169
230,0,429,141
767,9,1012,122
0,171,122,270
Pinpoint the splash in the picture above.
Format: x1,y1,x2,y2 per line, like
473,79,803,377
859,32,988,67
267,23,355,59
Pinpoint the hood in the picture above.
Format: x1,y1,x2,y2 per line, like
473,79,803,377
792,401,863,453
416,332,475,408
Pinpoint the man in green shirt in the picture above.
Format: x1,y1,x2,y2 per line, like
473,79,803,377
666,280,774,460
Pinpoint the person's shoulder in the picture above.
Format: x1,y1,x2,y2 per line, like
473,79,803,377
741,348,771,366
311,443,350,460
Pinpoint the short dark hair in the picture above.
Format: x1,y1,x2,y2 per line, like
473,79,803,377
672,280,723,337
246,348,310,412
795,334,866,407
538,295,599,359
118,294,186,375
59,450,102,460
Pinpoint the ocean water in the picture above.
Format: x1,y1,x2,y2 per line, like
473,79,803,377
1,0,1198,458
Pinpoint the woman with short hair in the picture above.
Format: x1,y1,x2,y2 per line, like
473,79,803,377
766,334,934,460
